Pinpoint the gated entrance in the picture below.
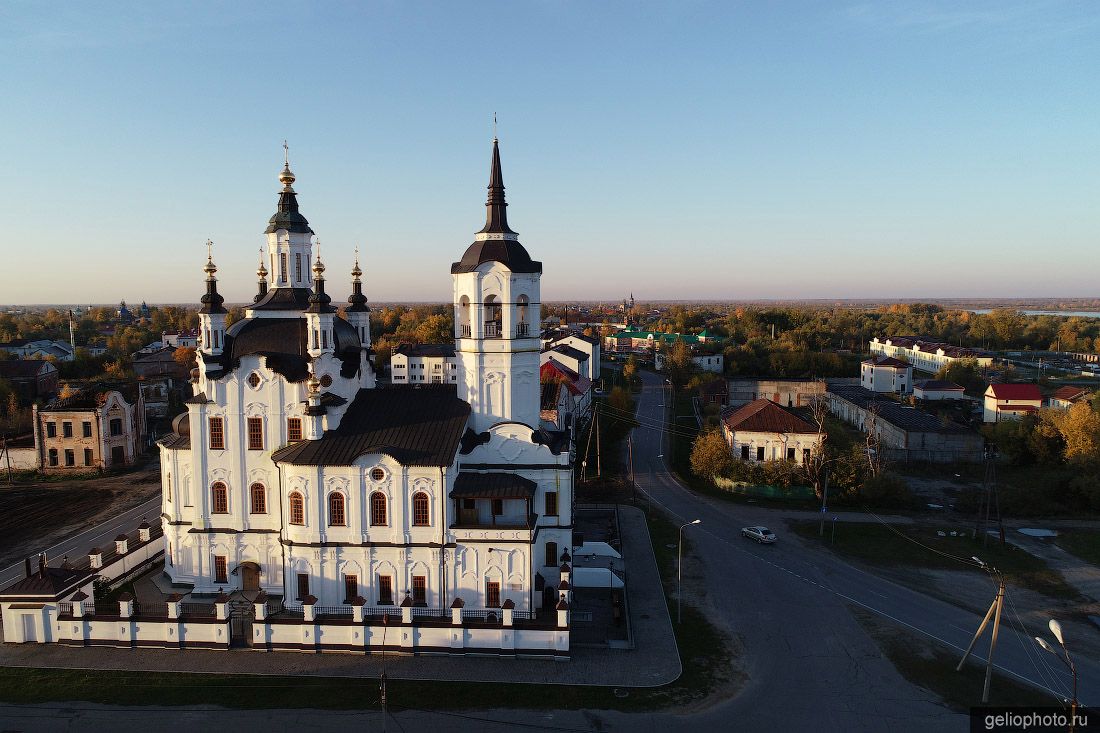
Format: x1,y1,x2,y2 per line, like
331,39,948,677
228,598,254,648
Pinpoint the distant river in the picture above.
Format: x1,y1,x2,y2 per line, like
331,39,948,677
970,309,1100,318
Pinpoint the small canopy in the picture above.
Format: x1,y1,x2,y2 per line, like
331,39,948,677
450,472,537,499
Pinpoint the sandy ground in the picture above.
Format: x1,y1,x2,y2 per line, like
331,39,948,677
0,462,161,568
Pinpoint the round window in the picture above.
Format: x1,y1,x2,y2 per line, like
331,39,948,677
247,372,261,389
320,374,333,388
370,467,385,482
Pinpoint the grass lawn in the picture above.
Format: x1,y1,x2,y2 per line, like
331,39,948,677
853,607,1056,712
1056,529,1100,568
789,520,1080,601
0,503,734,713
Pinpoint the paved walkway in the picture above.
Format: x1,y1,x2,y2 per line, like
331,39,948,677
0,508,679,688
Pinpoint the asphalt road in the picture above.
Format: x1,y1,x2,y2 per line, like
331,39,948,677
620,369,1095,728
0,495,160,589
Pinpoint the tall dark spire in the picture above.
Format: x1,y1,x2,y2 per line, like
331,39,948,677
478,138,517,236
254,248,269,303
199,240,227,314
451,136,541,275
306,247,334,314
265,144,314,235
346,249,370,313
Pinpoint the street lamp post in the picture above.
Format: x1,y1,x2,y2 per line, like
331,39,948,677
677,519,701,624
1036,619,1079,732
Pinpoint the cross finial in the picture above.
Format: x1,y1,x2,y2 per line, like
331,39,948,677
315,238,321,262
205,239,213,260
354,244,360,266
283,139,289,168
493,112,497,142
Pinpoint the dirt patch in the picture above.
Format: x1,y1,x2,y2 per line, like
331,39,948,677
884,566,1100,664
0,465,161,567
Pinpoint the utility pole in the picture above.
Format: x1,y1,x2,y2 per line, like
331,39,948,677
956,568,1005,704
818,470,829,537
627,434,636,505
380,614,389,733
595,403,602,479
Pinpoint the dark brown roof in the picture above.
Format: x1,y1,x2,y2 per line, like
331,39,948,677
863,356,910,369
451,472,537,499
721,399,818,434
0,360,56,379
272,388,470,467
250,286,314,312
546,344,589,361
208,316,361,382
0,566,86,597
914,380,964,391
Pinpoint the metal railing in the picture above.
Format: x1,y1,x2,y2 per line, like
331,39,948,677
459,323,472,337
180,603,216,617
484,322,501,338
133,602,167,617
515,322,530,337
313,605,354,617
462,609,502,623
512,609,539,620
411,607,448,619
58,602,73,615
93,602,119,616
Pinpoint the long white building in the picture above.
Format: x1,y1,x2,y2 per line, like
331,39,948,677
159,140,573,631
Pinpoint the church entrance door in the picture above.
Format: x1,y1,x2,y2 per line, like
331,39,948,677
241,563,260,592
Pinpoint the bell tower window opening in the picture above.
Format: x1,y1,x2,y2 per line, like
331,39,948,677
458,295,471,337
484,295,502,338
280,253,288,284
516,294,529,337
295,253,302,283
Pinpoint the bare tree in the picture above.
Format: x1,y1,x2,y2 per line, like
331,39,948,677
804,391,831,499
864,403,885,478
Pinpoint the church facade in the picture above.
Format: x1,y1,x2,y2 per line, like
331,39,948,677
158,140,573,627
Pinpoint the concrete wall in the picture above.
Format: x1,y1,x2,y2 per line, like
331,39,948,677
256,617,568,659
55,615,230,650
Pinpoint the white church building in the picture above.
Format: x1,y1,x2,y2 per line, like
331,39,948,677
155,140,574,654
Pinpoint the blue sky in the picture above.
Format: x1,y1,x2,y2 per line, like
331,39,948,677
1,1,1097,304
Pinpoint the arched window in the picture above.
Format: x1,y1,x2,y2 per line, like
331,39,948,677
250,483,266,514
484,295,502,338
370,492,387,526
211,482,228,514
329,493,346,526
458,295,471,337
289,492,305,525
516,294,529,337
412,492,430,527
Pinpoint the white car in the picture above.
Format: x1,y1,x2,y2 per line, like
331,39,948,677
742,526,777,544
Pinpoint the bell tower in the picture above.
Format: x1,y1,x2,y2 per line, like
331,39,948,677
452,137,542,432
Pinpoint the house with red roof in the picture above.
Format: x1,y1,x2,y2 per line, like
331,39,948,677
1047,385,1093,410
983,383,1042,423
720,398,823,464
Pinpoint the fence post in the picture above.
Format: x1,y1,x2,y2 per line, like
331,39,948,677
214,591,229,621
71,591,88,618
351,595,366,623
166,593,182,620
556,594,569,629
502,599,515,627
253,590,267,621
118,592,134,618
302,595,317,623
450,597,464,626
400,594,413,624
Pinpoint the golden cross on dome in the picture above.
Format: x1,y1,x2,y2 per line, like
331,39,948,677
205,239,213,260
283,139,289,168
